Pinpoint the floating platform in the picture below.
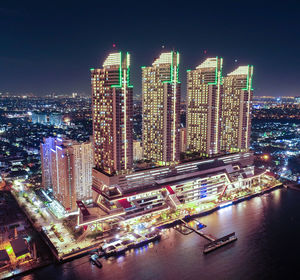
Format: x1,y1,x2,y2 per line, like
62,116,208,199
203,232,237,254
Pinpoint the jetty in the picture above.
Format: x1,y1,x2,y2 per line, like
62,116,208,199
179,219,237,253
285,184,300,191
203,232,237,253
179,219,215,241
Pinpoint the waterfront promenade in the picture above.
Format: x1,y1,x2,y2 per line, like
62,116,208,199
24,187,298,280
0,175,282,279
11,179,283,262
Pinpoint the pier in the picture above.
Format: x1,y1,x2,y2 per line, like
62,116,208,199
285,184,300,191
203,232,237,254
179,219,216,241
179,219,237,253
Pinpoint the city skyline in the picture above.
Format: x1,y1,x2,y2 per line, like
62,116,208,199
0,2,299,279
89,51,253,171
1,1,300,97
0,66,299,279
87,49,256,231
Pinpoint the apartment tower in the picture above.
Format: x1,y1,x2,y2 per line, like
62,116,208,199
91,52,133,175
186,57,223,157
41,138,93,212
221,65,254,153
40,137,58,189
142,51,181,165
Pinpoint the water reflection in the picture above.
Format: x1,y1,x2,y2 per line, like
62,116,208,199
21,189,300,280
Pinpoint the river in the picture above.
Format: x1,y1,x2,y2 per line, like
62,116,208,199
18,188,300,280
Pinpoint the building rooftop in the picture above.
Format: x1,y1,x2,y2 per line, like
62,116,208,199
196,57,218,69
227,66,249,76
10,238,29,258
103,52,121,68
0,250,9,262
114,152,253,193
94,153,254,202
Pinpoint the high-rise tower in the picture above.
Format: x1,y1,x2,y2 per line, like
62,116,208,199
40,137,58,189
91,52,133,175
142,51,181,165
221,65,254,153
40,138,93,212
186,57,223,157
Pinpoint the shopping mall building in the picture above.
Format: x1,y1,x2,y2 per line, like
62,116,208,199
76,152,275,227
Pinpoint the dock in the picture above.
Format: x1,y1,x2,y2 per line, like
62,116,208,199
180,219,216,241
285,184,300,191
203,232,237,253
179,219,237,253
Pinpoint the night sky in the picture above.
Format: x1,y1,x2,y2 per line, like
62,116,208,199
1,1,300,97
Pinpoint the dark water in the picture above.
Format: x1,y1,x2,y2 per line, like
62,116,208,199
19,188,300,280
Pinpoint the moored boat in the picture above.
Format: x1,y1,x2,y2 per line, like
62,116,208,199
90,253,102,268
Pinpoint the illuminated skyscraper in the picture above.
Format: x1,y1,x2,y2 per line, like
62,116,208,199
142,51,181,165
221,65,254,153
91,52,133,175
41,137,58,189
41,138,93,212
186,57,223,157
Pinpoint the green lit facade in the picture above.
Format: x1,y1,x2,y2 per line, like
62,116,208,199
142,51,181,165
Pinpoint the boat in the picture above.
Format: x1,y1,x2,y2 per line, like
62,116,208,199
90,254,102,268
219,201,233,208
121,239,135,249
102,238,121,250
196,222,206,230
131,232,148,246
114,242,127,253
145,231,161,242
104,245,117,255
101,230,162,257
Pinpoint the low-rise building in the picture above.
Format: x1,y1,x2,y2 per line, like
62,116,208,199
77,152,272,226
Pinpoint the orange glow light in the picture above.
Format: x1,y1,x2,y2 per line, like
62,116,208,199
262,154,270,160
